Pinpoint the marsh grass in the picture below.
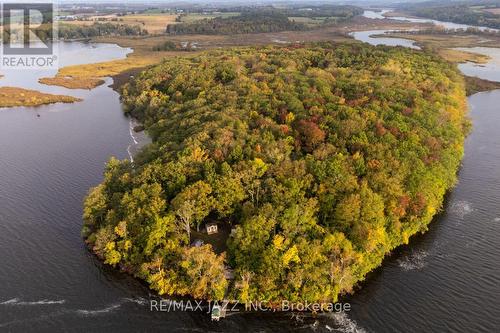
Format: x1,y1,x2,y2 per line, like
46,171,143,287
0,87,81,108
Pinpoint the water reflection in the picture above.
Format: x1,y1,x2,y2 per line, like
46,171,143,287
351,30,420,49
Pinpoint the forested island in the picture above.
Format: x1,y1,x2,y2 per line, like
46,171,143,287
83,42,469,303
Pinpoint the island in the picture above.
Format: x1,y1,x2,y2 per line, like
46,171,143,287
82,42,469,304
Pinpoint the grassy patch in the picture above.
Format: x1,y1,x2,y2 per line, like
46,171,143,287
55,50,168,78
288,16,327,26
117,14,178,34
39,76,105,89
180,12,240,23
437,48,490,64
0,87,81,108
484,8,500,15
63,13,179,34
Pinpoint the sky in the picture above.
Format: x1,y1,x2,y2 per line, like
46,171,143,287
53,0,420,3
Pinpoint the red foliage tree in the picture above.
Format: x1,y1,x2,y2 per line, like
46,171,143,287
295,119,326,152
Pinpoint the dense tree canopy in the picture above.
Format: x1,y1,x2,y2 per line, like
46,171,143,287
59,22,148,40
83,42,468,303
283,5,363,19
3,22,147,44
167,10,307,35
167,6,362,35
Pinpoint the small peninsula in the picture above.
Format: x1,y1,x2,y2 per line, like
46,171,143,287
0,87,81,108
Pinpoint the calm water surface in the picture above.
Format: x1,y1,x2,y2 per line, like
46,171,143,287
350,30,420,49
1,21,500,332
363,10,499,32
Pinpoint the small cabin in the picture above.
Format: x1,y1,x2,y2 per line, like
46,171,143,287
206,222,218,235
191,239,204,247
224,266,235,280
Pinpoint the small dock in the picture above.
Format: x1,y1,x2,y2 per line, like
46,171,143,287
211,301,229,321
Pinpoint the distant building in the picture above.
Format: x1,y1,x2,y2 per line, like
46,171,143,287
206,222,218,235
57,15,77,21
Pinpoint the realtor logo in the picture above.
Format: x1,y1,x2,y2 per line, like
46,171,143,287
1,2,58,69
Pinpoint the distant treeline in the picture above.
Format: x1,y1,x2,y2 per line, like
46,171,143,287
402,3,500,29
167,6,362,35
167,10,307,35
283,5,364,19
391,26,500,36
177,4,363,17
3,22,149,43
59,22,148,40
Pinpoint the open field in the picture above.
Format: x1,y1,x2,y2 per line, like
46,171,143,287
484,8,500,15
62,13,179,34
61,21,95,26
117,14,178,34
179,12,240,23
0,87,81,108
288,16,330,27
437,48,490,64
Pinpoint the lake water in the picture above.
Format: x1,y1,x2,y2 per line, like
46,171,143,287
456,47,500,82
363,10,500,32
361,10,390,20
1,19,500,332
350,30,420,49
